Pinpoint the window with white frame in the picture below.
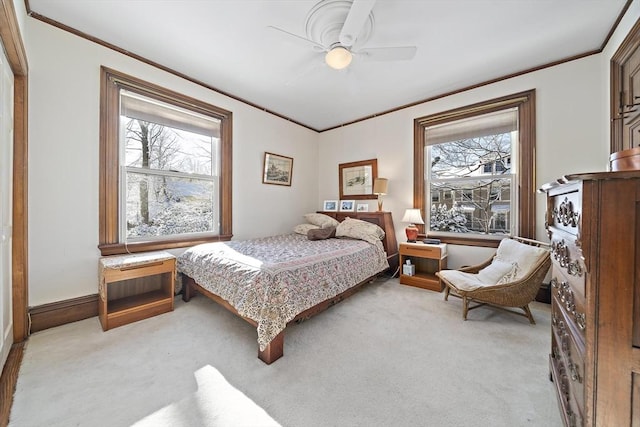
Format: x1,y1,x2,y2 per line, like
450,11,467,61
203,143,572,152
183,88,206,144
426,108,518,237
99,67,232,255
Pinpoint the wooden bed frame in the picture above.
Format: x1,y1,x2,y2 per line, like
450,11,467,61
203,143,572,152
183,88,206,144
181,212,397,364
182,274,375,364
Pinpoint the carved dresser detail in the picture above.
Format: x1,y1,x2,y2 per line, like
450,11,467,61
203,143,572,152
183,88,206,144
540,171,640,426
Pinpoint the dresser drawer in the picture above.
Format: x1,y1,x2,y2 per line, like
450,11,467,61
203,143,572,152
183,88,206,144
551,271,586,340
551,297,585,414
549,191,581,237
550,346,584,427
551,236,585,283
400,244,443,259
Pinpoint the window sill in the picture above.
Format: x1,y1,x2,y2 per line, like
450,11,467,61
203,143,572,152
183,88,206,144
98,234,233,256
420,233,502,248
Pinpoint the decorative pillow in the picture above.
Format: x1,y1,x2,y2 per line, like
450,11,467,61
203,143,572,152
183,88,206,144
293,223,320,235
307,226,336,241
496,264,519,285
304,213,340,229
335,217,385,244
495,238,548,279
477,259,518,284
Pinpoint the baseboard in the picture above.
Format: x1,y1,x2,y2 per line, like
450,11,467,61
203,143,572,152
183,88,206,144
29,294,98,333
0,342,25,426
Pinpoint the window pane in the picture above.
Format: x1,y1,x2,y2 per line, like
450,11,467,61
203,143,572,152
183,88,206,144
430,133,512,179
125,172,215,239
123,117,214,175
430,178,511,235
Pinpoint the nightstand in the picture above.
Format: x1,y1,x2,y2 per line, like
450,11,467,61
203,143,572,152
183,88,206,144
399,242,448,292
98,251,175,330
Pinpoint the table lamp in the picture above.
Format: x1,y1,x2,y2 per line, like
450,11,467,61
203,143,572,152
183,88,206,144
373,178,388,211
401,208,424,242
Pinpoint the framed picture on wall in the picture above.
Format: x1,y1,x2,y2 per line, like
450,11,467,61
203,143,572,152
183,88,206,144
262,152,293,186
323,200,338,211
339,200,356,212
339,158,378,200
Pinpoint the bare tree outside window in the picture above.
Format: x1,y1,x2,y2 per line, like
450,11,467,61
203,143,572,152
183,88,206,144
428,132,514,236
123,116,217,239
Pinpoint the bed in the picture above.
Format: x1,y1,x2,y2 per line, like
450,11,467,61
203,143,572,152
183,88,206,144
177,214,394,364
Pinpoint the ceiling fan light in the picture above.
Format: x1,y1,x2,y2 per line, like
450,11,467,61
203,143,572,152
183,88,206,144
325,46,352,70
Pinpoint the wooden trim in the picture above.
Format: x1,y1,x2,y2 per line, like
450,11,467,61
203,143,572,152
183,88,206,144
0,0,28,75
11,76,28,343
29,294,98,333
99,67,233,256
0,342,24,426
0,0,29,344
610,17,640,154
98,234,233,256
26,3,630,134
600,0,635,51
413,90,536,245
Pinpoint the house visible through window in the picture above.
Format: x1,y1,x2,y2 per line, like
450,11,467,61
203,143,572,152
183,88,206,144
99,67,232,255
413,90,536,246
426,108,517,237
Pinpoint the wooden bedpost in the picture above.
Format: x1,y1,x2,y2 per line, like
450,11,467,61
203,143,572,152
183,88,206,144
258,332,284,364
182,275,194,302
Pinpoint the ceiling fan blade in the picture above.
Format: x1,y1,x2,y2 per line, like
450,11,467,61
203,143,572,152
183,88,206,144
358,46,417,62
266,25,326,52
339,0,377,47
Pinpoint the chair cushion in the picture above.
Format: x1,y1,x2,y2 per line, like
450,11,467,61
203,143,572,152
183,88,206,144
439,270,490,292
495,238,548,279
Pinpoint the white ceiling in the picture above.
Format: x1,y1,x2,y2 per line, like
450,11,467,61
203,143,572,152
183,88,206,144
27,0,629,131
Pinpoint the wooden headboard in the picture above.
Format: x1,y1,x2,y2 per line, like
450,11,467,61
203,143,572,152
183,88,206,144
317,211,398,272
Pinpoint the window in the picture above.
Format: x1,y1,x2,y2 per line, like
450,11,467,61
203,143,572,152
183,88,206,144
413,90,535,246
99,67,232,255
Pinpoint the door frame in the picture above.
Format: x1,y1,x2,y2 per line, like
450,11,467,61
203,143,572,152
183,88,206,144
610,18,640,154
0,0,29,344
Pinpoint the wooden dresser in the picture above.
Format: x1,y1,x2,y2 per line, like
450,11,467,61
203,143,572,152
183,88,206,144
317,211,399,273
540,171,640,426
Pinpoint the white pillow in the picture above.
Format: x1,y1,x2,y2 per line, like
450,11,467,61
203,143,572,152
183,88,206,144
304,213,340,229
335,217,385,244
293,223,319,235
477,259,517,284
495,238,548,279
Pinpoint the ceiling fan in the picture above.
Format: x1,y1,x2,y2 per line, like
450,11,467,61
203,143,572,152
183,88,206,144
268,0,417,70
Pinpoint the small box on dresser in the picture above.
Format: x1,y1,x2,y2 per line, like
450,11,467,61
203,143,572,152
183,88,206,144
540,170,640,426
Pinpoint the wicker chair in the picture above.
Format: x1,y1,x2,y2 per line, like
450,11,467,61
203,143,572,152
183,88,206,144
436,237,551,324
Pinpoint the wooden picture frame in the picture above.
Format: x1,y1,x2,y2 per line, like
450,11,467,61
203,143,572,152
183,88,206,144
339,159,378,200
262,152,293,186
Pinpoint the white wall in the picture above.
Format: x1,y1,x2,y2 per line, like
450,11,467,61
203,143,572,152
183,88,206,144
19,3,640,305
24,19,319,306
318,55,606,268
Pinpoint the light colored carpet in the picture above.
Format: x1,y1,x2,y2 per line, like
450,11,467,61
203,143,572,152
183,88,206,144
10,277,562,427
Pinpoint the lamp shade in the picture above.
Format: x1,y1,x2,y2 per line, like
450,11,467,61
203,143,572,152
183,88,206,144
373,178,388,195
401,208,424,225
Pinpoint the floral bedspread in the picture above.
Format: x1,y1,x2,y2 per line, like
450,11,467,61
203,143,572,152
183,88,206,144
177,233,389,351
